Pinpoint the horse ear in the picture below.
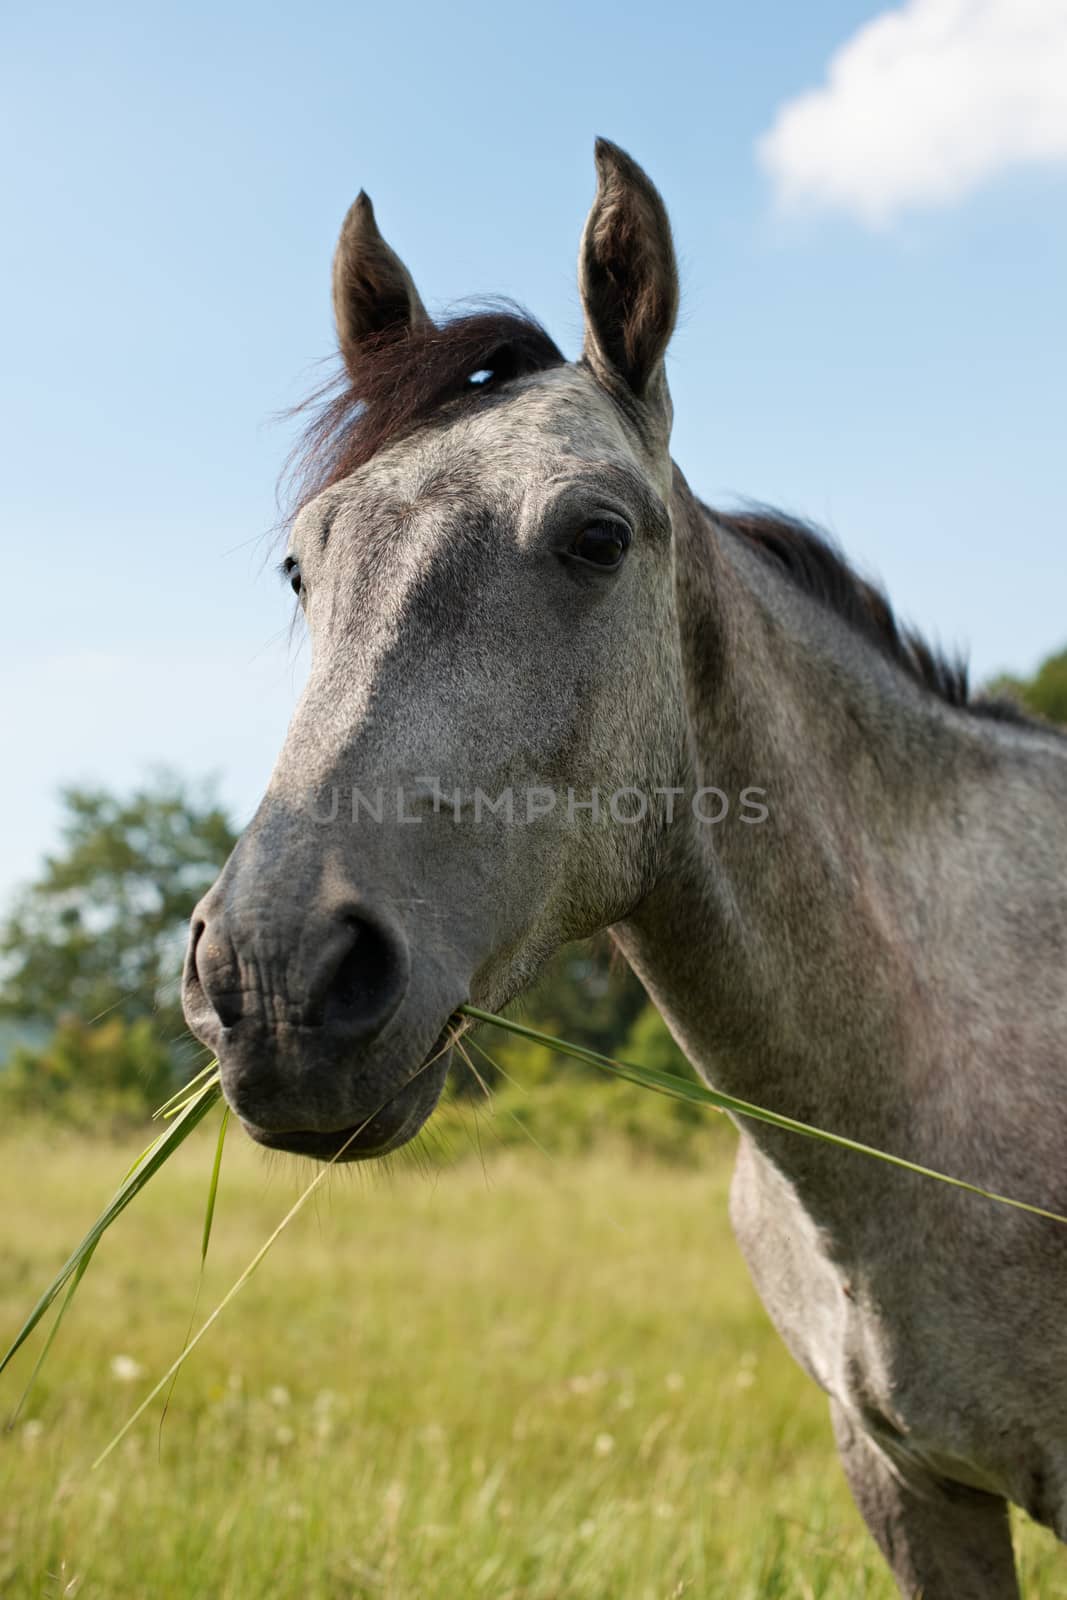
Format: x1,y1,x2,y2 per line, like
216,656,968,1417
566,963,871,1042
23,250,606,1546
332,192,430,378
578,139,679,421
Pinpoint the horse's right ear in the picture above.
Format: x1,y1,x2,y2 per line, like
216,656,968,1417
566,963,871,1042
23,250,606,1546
578,139,679,428
332,192,430,379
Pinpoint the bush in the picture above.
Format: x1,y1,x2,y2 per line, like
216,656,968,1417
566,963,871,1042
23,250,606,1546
987,647,1067,726
437,1001,732,1167
0,1015,177,1127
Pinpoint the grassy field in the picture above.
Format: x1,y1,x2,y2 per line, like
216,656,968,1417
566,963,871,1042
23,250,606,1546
2,1119,1065,1599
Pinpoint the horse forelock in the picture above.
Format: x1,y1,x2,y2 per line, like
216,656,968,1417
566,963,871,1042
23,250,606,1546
283,306,565,520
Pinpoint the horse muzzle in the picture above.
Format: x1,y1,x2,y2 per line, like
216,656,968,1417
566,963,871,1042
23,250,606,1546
182,890,456,1160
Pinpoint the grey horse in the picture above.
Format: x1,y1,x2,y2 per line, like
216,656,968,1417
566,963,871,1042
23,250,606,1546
183,141,1067,1597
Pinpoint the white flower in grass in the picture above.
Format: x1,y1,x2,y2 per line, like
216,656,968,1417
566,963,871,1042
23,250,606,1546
383,1479,405,1527
21,1418,44,1445
665,1371,685,1392
578,1518,597,1541
735,1352,758,1390
568,1370,608,1395
268,1384,291,1407
109,1354,143,1383
593,1432,615,1457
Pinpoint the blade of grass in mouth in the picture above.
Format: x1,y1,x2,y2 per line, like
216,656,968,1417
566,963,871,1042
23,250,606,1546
459,1006,1067,1228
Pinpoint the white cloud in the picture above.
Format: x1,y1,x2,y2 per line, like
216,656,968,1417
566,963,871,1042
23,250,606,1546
757,0,1067,225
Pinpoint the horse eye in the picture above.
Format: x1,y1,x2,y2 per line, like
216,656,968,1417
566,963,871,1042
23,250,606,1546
570,521,631,569
282,557,302,596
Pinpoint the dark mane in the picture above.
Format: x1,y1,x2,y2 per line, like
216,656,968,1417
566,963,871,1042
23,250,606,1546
713,506,1041,727
284,305,564,517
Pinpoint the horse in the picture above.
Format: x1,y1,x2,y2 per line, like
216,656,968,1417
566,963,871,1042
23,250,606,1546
183,140,1067,1597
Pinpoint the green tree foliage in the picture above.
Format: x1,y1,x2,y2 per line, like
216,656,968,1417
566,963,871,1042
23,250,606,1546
1,1015,174,1125
454,937,647,1098
462,937,651,1091
988,646,1067,726
0,774,237,1047
445,984,719,1165
523,940,652,1060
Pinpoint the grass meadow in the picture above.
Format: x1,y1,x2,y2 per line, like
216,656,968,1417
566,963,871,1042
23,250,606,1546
2,1118,1066,1599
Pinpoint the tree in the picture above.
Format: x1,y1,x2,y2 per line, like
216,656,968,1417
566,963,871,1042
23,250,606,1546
988,645,1067,727
0,774,237,1049
0,1015,175,1124
451,933,651,1096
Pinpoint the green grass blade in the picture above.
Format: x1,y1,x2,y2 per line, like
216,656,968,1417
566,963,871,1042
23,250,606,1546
201,1105,229,1263
5,1244,98,1429
157,1102,231,1452
0,1072,222,1380
94,1109,360,1469
153,1060,219,1120
95,1052,450,1466
460,1006,1067,1228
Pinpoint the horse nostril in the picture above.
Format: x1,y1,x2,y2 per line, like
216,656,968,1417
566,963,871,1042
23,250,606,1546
318,912,409,1038
189,916,243,1030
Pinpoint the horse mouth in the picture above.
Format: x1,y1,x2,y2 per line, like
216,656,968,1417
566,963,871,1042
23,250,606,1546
236,1036,456,1163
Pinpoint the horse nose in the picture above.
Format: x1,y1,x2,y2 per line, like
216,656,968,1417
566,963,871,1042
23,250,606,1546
184,902,410,1044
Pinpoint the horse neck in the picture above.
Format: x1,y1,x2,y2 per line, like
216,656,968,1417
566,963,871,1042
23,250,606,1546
617,484,1024,1150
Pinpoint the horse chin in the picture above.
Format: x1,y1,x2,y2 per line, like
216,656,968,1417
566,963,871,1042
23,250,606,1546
238,1044,454,1164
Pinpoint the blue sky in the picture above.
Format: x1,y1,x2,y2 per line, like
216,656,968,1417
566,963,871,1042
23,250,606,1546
2,0,1064,903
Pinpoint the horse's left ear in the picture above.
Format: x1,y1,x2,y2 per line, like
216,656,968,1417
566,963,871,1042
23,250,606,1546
579,139,679,427
332,192,430,379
